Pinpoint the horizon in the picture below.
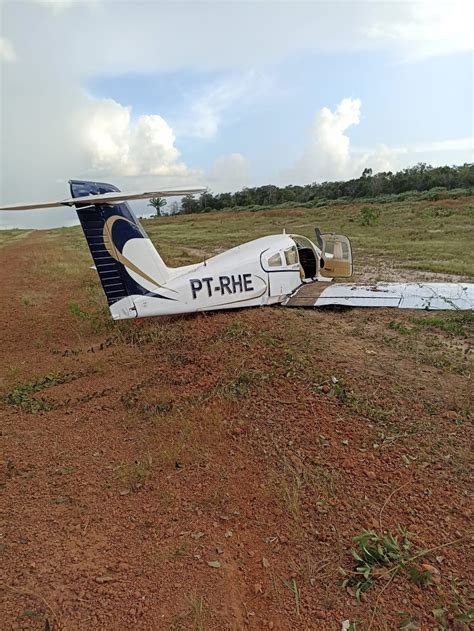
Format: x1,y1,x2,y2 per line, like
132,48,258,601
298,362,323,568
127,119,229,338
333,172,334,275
0,160,472,230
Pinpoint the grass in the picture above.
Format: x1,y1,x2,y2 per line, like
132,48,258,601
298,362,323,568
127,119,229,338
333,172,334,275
281,474,303,520
188,593,207,631
0,228,32,248
278,449,338,523
137,196,474,277
1,370,92,413
2,194,473,276
68,283,113,334
20,291,49,306
169,593,207,631
113,319,186,348
121,381,175,418
117,456,152,492
222,369,266,398
389,311,474,338
282,577,301,616
383,329,471,374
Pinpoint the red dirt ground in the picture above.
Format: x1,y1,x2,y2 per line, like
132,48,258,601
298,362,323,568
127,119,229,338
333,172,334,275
0,232,472,630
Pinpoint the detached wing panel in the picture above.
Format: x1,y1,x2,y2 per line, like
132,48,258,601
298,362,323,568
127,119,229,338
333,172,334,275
312,283,474,310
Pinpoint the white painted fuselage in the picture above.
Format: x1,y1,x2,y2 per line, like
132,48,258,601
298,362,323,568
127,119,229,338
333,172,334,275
110,234,309,320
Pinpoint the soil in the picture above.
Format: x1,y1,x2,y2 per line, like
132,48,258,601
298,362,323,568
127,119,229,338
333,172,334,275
0,232,472,631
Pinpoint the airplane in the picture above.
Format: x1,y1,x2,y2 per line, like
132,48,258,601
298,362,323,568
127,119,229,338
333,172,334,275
1,179,473,319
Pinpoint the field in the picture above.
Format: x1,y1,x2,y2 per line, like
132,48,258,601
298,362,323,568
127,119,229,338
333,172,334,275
0,196,473,630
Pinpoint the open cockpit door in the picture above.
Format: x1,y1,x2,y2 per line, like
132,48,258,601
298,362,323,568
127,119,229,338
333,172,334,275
319,233,352,278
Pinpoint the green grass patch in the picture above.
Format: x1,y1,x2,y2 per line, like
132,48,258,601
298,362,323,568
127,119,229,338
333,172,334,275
1,370,93,413
409,311,474,337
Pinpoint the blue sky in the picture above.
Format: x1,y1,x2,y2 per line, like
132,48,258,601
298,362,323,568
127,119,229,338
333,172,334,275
86,48,473,179
0,0,473,228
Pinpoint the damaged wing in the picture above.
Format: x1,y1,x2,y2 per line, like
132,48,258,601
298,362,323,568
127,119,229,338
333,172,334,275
285,282,474,310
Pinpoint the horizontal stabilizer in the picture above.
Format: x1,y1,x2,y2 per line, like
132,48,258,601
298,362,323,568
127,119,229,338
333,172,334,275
0,186,206,211
285,282,474,311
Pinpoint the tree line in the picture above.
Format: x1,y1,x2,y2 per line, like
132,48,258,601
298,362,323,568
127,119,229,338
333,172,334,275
148,163,473,216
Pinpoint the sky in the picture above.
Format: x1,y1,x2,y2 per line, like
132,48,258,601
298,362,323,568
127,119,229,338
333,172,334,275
0,0,473,229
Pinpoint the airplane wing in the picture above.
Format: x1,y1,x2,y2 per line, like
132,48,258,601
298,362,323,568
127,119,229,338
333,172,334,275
0,187,207,211
285,282,474,310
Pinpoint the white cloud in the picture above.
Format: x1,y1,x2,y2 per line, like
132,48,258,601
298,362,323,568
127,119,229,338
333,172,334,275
181,71,270,140
366,0,474,60
352,136,474,160
32,0,97,12
409,137,474,154
286,98,398,184
84,98,188,177
0,36,16,62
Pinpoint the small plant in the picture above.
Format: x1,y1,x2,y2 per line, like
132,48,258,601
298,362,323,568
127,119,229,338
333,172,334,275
68,301,110,334
389,320,413,335
398,612,417,629
429,207,452,217
433,605,474,629
121,382,173,416
146,401,173,415
68,302,90,319
341,529,412,600
222,369,265,398
282,577,301,616
281,474,303,519
331,377,349,403
172,543,188,558
317,375,351,403
341,529,464,607
408,565,434,588
117,456,152,492
360,206,381,226
187,592,206,631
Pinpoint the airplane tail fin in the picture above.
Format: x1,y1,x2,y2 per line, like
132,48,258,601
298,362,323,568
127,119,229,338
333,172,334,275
69,180,171,319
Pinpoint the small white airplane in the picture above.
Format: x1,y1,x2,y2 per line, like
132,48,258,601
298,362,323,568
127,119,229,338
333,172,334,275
1,180,473,319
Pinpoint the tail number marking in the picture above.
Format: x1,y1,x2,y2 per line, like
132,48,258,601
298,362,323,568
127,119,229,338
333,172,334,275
190,274,254,299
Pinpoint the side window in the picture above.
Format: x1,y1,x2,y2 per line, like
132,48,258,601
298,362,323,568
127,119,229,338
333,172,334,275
284,246,298,266
268,253,282,267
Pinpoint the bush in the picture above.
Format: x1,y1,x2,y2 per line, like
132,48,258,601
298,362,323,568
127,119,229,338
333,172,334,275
360,206,381,226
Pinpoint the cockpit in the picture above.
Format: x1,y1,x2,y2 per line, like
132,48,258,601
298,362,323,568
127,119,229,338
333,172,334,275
291,235,319,280
262,231,352,284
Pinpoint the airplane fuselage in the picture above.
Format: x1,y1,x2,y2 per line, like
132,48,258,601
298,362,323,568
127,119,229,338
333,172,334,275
109,234,314,319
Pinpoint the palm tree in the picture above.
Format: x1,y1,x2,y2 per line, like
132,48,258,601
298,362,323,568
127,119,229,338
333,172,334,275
148,197,167,217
